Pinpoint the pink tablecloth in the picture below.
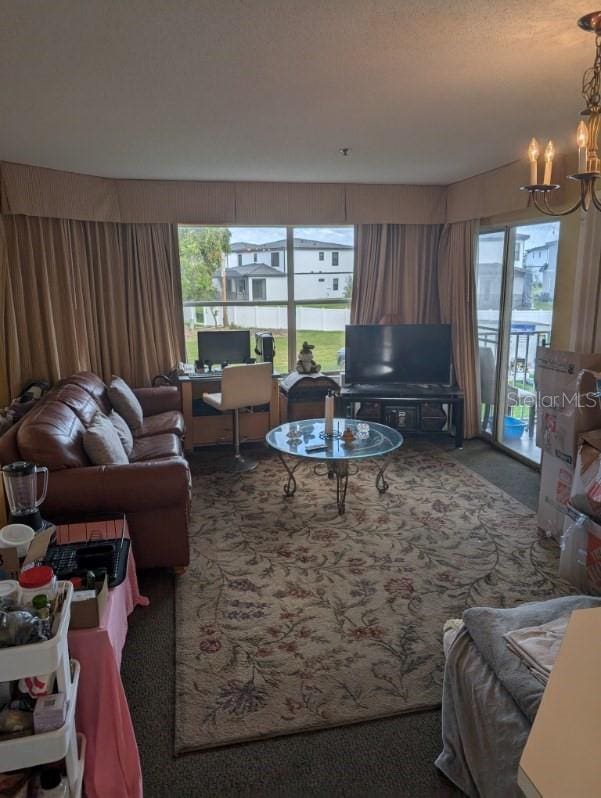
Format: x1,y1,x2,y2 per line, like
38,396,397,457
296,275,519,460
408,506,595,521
61,529,149,798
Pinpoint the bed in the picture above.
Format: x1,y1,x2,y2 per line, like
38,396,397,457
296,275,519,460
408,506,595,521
435,595,601,797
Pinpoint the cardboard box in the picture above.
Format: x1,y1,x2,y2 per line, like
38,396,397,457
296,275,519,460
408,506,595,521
0,526,53,581
570,428,601,523
69,574,109,630
535,348,601,464
538,452,574,542
560,506,601,595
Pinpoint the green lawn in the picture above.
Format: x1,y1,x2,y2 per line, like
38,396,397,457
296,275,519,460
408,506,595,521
185,327,344,373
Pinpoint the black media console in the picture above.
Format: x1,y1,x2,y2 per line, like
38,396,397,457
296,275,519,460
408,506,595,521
340,383,464,448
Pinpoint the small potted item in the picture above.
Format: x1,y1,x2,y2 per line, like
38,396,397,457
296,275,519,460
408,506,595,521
341,427,356,445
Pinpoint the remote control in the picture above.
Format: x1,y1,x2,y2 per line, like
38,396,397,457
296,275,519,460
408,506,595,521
305,443,327,452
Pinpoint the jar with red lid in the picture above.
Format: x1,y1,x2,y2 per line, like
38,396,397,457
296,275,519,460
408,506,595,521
18,565,57,607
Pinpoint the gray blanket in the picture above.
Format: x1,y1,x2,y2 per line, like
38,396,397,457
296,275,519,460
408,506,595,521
463,595,601,723
436,595,601,797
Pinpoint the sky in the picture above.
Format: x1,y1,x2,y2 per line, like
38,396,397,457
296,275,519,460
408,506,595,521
210,224,556,249
228,226,354,246
515,221,559,248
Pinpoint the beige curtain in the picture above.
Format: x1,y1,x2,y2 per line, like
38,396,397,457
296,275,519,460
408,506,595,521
437,221,480,439
1,215,184,399
569,210,601,352
351,224,442,324
352,221,480,439
0,217,9,406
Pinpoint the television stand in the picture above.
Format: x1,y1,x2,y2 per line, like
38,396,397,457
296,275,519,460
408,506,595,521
340,383,464,448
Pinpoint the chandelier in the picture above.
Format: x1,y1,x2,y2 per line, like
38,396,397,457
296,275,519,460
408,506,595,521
521,11,601,216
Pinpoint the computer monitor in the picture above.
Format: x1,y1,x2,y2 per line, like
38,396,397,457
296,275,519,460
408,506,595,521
197,330,251,367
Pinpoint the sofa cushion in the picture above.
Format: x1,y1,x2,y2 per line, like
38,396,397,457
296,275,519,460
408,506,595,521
109,411,134,456
83,412,129,465
133,410,185,439
59,372,112,415
129,433,183,462
108,376,144,430
52,384,100,427
17,397,90,470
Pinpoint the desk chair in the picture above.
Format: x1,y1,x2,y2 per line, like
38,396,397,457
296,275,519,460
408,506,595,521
203,362,272,473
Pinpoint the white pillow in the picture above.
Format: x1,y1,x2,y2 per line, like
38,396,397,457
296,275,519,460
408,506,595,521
84,412,129,465
109,410,134,457
107,376,143,430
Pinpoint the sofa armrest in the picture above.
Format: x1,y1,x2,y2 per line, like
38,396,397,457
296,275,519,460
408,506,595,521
133,386,181,416
44,457,191,516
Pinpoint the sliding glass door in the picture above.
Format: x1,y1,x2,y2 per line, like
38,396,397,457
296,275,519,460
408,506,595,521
476,221,560,465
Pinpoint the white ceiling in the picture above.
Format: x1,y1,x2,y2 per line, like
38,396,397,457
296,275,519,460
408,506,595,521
0,0,596,184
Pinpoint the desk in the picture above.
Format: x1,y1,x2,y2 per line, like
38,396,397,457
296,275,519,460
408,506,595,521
179,372,280,451
57,521,148,798
518,607,601,798
340,384,464,448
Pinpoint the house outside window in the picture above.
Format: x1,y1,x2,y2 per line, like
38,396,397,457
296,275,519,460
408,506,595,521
178,225,355,372
252,278,266,301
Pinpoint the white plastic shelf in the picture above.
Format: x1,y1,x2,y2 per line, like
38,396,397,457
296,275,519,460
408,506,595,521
0,660,79,771
0,582,73,682
0,582,83,795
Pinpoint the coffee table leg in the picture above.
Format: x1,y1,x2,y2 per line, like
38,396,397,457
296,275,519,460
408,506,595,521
334,461,349,514
278,452,302,498
375,458,391,494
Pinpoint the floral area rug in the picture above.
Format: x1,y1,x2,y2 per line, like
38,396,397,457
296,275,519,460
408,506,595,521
175,445,570,752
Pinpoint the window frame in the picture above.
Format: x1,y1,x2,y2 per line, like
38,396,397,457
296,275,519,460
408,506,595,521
180,225,356,373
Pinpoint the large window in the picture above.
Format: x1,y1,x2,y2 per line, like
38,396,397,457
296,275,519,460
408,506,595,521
178,226,355,373
476,220,560,465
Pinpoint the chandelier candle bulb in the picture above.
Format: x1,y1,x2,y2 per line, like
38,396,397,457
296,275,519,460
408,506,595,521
543,140,555,185
577,120,589,171
528,137,540,184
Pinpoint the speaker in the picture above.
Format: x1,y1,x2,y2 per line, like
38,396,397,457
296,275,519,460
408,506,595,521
255,331,276,363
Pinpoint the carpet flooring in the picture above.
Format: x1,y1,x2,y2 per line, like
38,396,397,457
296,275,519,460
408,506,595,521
121,439,544,797
174,442,564,753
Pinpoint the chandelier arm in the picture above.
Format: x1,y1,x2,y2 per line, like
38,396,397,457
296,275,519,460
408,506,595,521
531,193,557,217
592,187,601,211
540,191,585,217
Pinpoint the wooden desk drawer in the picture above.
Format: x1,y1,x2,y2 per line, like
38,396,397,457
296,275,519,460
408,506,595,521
192,416,233,445
191,412,269,446
239,412,269,440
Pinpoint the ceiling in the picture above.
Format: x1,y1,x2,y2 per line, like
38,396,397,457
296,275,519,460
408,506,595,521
0,0,596,184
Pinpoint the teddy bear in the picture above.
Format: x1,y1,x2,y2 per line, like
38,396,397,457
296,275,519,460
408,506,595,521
296,341,321,374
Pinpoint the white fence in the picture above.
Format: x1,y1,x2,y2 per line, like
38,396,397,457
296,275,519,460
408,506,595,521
183,304,350,331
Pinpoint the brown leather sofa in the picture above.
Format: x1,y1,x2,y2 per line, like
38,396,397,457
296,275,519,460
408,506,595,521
0,372,190,570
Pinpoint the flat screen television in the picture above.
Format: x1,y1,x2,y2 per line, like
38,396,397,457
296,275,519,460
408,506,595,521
345,324,452,385
197,330,250,366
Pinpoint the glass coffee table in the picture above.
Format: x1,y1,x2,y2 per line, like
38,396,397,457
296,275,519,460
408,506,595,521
265,417,403,515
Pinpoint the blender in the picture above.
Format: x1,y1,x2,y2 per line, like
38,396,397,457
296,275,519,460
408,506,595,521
2,461,48,531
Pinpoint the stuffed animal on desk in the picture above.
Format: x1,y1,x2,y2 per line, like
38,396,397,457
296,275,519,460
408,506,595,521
296,341,321,374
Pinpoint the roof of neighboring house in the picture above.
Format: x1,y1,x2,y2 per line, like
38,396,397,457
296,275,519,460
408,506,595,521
483,231,530,242
230,237,353,252
525,241,557,253
223,263,286,278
